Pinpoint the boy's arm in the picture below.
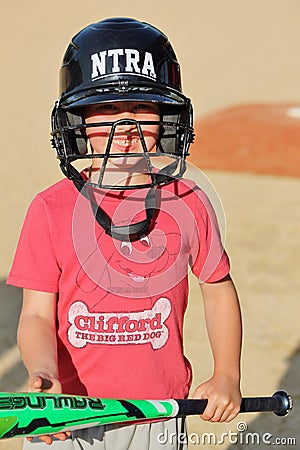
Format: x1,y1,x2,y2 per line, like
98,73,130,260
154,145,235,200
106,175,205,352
18,289,59,384
192,275,242,423
17,288,70,444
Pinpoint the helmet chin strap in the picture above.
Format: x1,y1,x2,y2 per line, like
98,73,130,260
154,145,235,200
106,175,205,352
89,184,159,242
70,163,160,242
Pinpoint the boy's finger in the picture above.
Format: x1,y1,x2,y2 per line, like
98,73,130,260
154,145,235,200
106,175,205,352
223,407,240,423
29,374,54,391
52,432,70,441
39,435,53,445
29,376,43,391
212,406,230,423
200,401,217,421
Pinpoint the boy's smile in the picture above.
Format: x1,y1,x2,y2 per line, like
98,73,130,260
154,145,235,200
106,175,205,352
113,138,139,151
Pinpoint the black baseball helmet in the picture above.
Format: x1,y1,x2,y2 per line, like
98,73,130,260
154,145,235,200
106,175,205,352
51,17,194,241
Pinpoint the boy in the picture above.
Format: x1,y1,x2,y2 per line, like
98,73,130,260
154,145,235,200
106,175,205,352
7,17,242,449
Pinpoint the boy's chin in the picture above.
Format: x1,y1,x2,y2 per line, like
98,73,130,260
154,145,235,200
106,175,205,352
110,158,142,168
87,157,151,185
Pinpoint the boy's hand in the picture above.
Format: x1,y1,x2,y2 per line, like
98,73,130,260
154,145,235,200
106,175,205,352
27,372,62,393
26,372,71,445
192,374,241,423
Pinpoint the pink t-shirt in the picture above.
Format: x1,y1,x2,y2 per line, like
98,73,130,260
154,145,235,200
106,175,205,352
8,177,230,399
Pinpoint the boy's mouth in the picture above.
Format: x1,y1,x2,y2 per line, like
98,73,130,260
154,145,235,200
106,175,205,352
113,138,139,151
115,138,139,146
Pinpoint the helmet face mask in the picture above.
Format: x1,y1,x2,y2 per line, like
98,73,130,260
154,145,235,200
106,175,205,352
51,101,192,190
51,17,194,240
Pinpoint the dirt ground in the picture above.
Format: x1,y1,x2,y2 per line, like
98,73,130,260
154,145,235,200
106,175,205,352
1,1,299,448
191,104,300,178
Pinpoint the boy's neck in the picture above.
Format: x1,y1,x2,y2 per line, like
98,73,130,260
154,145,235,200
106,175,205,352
86,163,150,188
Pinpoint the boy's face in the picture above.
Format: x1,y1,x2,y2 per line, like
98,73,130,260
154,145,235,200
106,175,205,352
84,101,160,169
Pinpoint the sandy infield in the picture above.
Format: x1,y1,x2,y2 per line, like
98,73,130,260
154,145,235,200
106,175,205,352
1,1,299,448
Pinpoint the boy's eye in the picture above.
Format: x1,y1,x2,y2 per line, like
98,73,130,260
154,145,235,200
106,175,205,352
134,104,156,112
134,104,148,110
99,104,118,113
85,102,159,119
87,104,118,116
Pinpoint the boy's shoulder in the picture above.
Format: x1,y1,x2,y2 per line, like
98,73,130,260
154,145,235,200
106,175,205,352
37,177,75,200
33,177,78,211
163,177,206,201
163,178,216,215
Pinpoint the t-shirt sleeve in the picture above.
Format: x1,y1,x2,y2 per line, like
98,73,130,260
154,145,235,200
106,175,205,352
190,189,230,283
7,195,61,292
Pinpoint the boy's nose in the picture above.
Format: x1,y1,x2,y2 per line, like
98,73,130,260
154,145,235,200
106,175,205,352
115,117,138,133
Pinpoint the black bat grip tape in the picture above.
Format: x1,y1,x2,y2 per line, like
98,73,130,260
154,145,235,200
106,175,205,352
240,391,292,416
176,399,207,416
176,390,292,417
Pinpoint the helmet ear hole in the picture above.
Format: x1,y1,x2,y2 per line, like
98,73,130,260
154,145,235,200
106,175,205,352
158,114,181,154
66,111,88,155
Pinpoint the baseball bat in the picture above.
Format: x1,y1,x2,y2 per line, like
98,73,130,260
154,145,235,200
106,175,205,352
0,390,292,439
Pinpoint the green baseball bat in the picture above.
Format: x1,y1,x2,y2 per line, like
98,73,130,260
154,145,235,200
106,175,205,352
0,390,292,439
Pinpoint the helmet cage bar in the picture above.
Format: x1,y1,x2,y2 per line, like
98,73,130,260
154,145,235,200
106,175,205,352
94,118,157,189
51,103,69,159
57,151,187,160
52,115,192,157
51,111,193,150
59,156,186,191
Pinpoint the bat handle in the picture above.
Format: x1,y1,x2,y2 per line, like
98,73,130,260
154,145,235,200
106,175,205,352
240,390,292,416
176,390,292,417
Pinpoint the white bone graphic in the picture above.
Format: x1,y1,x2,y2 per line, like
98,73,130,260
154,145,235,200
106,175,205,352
68,298,171,350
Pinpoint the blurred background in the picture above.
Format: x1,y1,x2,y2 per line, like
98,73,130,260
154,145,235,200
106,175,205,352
1,1,299,448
